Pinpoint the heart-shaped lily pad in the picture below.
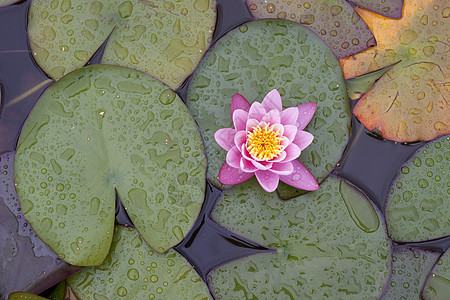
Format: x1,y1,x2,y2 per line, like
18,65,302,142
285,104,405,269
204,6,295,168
245,0,376,59
209,176,391,298
348,0,404,18
0,0,19,7
67,225,212,299
423,249,450,299
7,292,47,300
15,65,207,266
382,247,441,300
340,0,450,142
28,0,216,89
186,19,350,196
385,135,449,242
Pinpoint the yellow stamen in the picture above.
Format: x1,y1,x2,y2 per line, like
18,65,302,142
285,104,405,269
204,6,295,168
246,123,285,161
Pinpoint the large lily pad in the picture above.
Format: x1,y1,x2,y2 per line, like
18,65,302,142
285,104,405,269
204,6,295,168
423,249,450,299
382,247,441,300
209,176,391,298
348,0,404,18
28,0,216,89
385,135,449,242
67,225,212,299
340,0,450,142
15,65,207,266
245,0,376,59
186,19,350,196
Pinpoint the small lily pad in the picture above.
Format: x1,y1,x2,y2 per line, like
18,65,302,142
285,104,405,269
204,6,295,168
245,0,376,59
341,0,450,142
67,225,212,299
382,247,441,300
0,0,20,7
209,176,391,298
423,249,450,299
348,0,404,18
15,65,206,266
385,135,449,242
28,0,216,89
7,292,47,300
186,19,350,196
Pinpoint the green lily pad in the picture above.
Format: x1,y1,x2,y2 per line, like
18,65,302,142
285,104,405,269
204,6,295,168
245,0,376,59
348,0,404,19
382,247,441,300
15,65,207,266
28,0,216,89
385,135,449,242
209,176,391,298
7,292,47,300
67,225,212,299
48,281,66,300
0,0,20,7
423,249,450,299
186,19,350,196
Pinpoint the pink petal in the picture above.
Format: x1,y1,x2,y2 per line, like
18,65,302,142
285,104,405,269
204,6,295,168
271,123,284,137
240,157,259,172
255,170,279,192
233,109,248,132
261,109,281,125
268,151,286,163
282,143,301,162
293,131,314,151
214,128,236,151
246,118,260,133
282,125,297,143
269,162,293,175
281,107,299,126
297,102,317,130
218,163,254,185
241,144,254,161
251,159,273,170
248,102,266,121
279,160,319,191
230,93,251,118
261,89,282,112
226,146,242,169
234,130,246,149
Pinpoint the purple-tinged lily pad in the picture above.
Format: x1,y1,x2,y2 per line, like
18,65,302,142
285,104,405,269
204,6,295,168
15,65,207,266
348,0,404,19
209,176,391,298
382,247,441,300
245,0,376,59
423,249,450,299
67,226,212,299
385,135,449,242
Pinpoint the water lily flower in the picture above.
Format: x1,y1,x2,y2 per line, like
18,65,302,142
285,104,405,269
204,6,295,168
214,89,319,193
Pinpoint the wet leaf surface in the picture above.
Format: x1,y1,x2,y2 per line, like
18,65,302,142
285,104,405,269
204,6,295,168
14,65,207,265
7,292,48,300
423,249,450,299
67,225,212,300
348,0,404,19
245,0,376,59
209,176,391,299
341,0,450,142
382,247,441,300
186,19,350,197
27,0,216,89
385,135,449,242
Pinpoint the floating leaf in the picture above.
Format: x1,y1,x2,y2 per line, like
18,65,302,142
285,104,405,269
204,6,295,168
15,65,207,265
423,249,450,299
245,0,376,59
186,19,350,197
67,226,212,299
209,177,391,298
385,135,449,242
340,0,450,142
7,292,47,300
0,0,20,7
28,0,216,89
48,281,66,300
382,247,441,300
348,0,404,18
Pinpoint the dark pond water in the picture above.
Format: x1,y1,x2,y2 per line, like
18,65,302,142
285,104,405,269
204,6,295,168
0,0,449,298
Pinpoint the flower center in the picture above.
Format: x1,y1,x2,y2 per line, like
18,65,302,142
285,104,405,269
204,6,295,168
246,123,285,161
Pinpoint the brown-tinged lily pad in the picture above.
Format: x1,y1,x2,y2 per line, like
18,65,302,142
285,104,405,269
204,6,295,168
348,0,404,19
340,0,450,142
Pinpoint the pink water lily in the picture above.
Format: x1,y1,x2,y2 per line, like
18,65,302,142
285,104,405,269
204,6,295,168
214,89,319,193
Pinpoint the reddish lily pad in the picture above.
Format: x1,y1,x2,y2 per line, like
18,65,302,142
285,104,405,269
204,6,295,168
423,249,450,299
245,0,376,59
28,0,216,89
348,0,404,18
341,0,450,142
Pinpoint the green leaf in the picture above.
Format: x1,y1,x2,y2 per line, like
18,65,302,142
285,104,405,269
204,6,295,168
186,19,350,198
48,281,66,300
67,226,212,300
7,292,47,300
15,65,207,266
385,135,449,242
27,0,216,89
423,249,450,300
209,176,391,299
